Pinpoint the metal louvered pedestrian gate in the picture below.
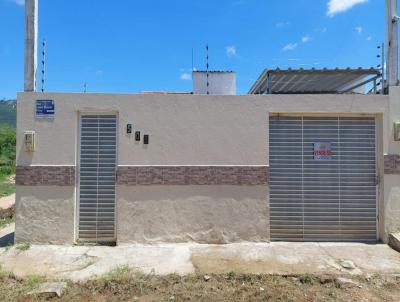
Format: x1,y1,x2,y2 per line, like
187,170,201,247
78,115,117,243
269,116,377,242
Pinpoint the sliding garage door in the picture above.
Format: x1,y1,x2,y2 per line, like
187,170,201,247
78,115,117,243
269,116,377,242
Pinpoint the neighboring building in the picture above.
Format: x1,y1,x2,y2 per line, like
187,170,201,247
192,71,236,95
14,0,400,245
248,68,381,95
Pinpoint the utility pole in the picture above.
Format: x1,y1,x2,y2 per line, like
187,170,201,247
386,0,399,88
24,0,38,92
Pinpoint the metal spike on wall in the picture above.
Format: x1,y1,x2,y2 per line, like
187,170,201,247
206,44,209,95
377,43,385,94
192,48,194,72
41,39,46,93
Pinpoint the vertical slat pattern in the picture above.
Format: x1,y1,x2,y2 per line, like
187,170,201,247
79,115,117,242
269,116,377,242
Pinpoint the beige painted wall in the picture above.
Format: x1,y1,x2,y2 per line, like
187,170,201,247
16,91,398,244
383,87,400,238
14,186,75,244
117,185,269,244
17,92,389,167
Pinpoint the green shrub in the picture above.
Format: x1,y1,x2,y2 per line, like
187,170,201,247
0,126,16,178
16,242,31,252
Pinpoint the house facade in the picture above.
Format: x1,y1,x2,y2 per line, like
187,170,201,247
14,90,400,244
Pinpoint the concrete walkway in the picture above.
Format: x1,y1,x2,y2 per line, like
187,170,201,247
0,241,400,282
0,193,15,210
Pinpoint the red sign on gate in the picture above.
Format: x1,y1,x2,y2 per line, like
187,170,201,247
314,143,332,160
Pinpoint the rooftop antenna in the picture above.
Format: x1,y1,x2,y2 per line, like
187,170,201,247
206,44,209,95
191,48,194,71
41,38,46,93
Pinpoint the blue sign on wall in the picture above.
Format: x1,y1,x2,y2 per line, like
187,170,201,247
36,100,55,118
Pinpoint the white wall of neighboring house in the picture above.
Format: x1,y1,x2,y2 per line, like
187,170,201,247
192,72,236,95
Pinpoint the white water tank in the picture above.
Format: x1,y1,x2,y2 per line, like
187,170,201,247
192,71,236,95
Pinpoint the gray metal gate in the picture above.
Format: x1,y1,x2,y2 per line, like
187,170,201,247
269,116,377,242
78,115,117,243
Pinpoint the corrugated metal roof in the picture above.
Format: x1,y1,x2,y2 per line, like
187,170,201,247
248,68,381,94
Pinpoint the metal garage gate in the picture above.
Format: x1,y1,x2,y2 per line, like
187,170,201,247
269,116,377,242
78,115,117,243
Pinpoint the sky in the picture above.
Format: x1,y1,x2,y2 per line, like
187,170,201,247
0,0,385,98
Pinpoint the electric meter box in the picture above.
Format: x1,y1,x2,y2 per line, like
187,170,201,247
24,131,35,152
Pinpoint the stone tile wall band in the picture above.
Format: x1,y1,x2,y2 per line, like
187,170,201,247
384,154,400,174
16,166,269,186
15,156,400,186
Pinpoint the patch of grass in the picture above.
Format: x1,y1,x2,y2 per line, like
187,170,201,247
26,275,45,288
0,264,5,280
0,125,16,199
0,272,399,301
0,206,14,229
300,273,315,285
0,273,46,302
101,265,132,281
0,217,12,228
0,126,16,177
0,182,15,198
4,243,13,251
16,242,31,252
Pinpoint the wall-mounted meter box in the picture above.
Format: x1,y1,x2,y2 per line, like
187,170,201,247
24,131,35,152
395,122,400,141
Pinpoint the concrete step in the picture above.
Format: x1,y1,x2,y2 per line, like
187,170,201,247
0,194,15,210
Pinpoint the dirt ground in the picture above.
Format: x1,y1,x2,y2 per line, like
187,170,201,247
0,206,14,229
1,268,400,302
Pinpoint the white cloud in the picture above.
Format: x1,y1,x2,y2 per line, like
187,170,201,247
180,73,191,81
226,46,237,58
276,21,290,28
327,0,368,17
355,26,363,34
283,43,298,51
314,27,327,33
14,0,24,5
366,36,372,41
301,36,311,43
